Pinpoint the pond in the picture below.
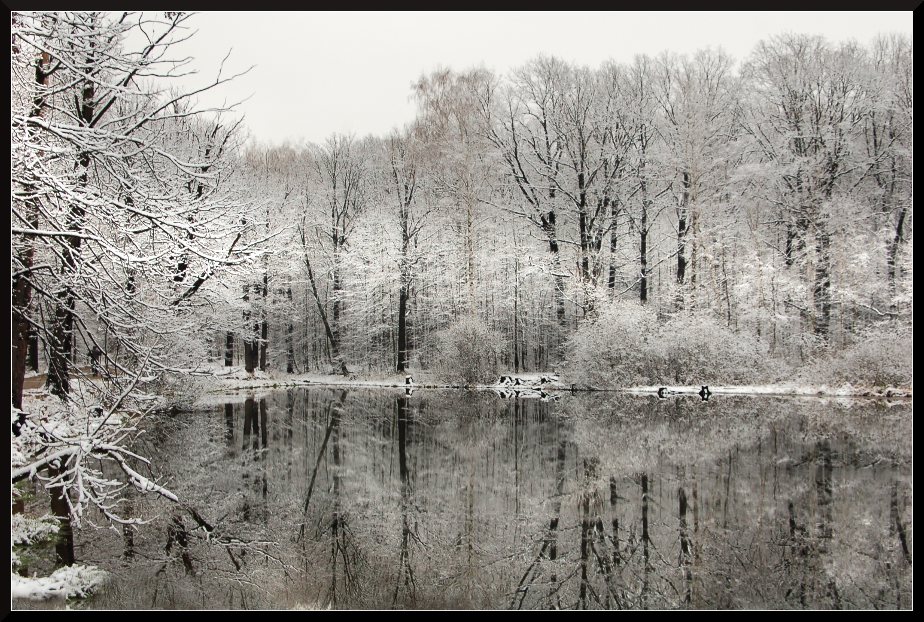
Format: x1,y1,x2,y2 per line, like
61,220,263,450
71,388,911,609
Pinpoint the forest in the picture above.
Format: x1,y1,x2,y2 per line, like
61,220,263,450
10,11,912,606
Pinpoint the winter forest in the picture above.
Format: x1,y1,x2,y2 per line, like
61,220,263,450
11,11,912,610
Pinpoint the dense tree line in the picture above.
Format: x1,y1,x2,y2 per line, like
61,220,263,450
206,34,912,381
12,16,913,394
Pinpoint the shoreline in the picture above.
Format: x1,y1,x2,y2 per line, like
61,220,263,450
186,373,913,405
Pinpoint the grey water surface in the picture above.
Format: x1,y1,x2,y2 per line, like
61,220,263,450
82,388,912,609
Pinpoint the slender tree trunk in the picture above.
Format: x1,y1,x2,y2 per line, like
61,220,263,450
331,256,342,360
608,198,620,290
578,172,590,283
28,328,39,372
259,273,268,371
49,465,75,567
286,286,295,373
676,170,691,309
690,208,698,311
47,48,95,397
465,196,476,311
639,168,650,305
887,206,907,309
639,213,648,304
242,284,258,374
12,48,50,414
542,212,565,324
224,332,234,367
513,256,520,373
784,222,796,268
396,283,409,372
301,248,337,363
813,226,832,342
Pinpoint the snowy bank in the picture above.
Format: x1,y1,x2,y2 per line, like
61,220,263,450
625,384,912,399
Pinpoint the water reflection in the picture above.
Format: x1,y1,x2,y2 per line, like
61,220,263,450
82,390,912,610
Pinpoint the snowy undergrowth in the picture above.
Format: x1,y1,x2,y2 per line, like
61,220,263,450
428,317,507,386
11,566,108,602
11,513,108,602
568,301,912,393
568,301,769,388
12,381,176,605
799,327,913,390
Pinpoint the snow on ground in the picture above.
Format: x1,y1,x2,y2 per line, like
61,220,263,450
179,366,912,404
11,513,107,603
11,565,107,601
186,367,571,405
626,384,912,399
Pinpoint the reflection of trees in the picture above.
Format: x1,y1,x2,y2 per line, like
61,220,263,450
511,396,914,609
78,390,911,609
296,390,365,608
240,397,269,523
75,398,291,609
393,395,420,606
510,417,569,610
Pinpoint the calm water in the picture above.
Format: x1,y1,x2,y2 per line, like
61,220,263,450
75,388,911,609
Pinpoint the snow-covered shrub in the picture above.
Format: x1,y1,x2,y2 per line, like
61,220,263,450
431,317,506,385
568,302,768,387
11,514,108,602
566,300,660,386
11,564,108,602
651,314,768,384
815,327,913,389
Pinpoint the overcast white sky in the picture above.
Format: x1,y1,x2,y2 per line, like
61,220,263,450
154,11,912,145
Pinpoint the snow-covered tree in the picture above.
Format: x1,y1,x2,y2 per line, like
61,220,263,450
11,10,261,597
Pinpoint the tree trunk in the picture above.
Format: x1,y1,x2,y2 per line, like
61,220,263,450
465,197,476,310
676,170,691,309
608,198,620,290
28,328,39,372
224,332,234,367
259,273,268,371
49,465,75,567
887,206,907,309
639,165,650,305
286,285,295,373
47,66,95,397
813,226,832,342
542,211,565,325
397,283,409,372
639,210,649,304
242,284,258,374
513,256,520,373
301,247,337,364
12,49,50,413
578,172,590,283
259,320,268,371
331,261,342,361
